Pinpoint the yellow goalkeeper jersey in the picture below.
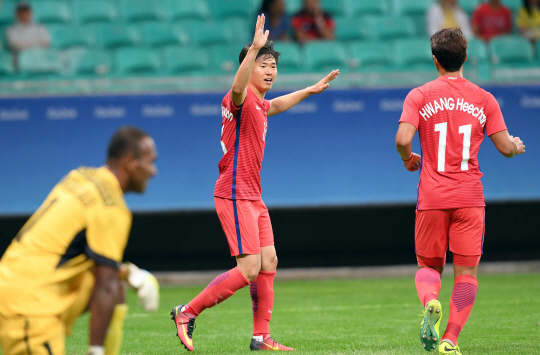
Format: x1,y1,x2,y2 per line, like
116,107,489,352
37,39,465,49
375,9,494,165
0,166,132,317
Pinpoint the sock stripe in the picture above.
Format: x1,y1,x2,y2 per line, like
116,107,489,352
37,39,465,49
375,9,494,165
250,282,258,315
451,282,478,312
204,271,231,290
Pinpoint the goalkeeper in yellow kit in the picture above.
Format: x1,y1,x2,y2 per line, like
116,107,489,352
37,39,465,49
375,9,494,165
0,126,159,355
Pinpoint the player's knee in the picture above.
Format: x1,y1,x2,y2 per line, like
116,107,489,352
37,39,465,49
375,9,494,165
244,267,261,282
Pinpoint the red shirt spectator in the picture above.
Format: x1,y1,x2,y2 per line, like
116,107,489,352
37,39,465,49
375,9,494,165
472,0,512,41
291,0,334,43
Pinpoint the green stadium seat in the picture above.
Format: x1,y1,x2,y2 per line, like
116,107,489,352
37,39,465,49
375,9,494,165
490,36,535,68
501,0,522,12
394,38,434,70
304,41,347,73
33,1,72,25
349,1,389,17
209,43,240,74
142,23,189,48
392,0,433,15
115,47,162,74
209,0,254,20
0,51,14,75
225,18,251,45
163,46,212,75
459,0,481,15
321,0,346,17
0,1,16,26
466,38,488,66
74,1,119,24
67,48,113,75
18,48,62,76
50,25,95,49
285,0,303,15
335,17,367,42
273,41,303,73
349,41,394,72
166,0,210,21
189,22,234,46
121,0,163,23
366,16,416,40
97,24,141,49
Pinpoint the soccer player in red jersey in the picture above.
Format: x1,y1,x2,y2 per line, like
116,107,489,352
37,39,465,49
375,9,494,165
170,14,339,352
396,28,525,355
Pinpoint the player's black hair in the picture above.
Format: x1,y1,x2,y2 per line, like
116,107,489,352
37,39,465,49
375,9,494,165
107,126,149,160
431,28,468,73
239,40,281,65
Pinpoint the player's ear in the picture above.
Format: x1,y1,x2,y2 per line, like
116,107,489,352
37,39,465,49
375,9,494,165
123,153,139,172
464,52,468,63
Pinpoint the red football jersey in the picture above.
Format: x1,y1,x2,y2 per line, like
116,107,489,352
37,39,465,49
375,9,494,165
400,76,507,210
214,87,270,200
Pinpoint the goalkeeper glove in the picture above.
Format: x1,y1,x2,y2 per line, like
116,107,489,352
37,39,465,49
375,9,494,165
125,263,160,312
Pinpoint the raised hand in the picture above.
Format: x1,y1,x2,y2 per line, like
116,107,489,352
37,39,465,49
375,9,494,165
252,14,269,50
310,69,340,94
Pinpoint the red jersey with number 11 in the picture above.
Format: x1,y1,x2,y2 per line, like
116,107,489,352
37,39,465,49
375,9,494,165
399,76,507,210
214,87,270,201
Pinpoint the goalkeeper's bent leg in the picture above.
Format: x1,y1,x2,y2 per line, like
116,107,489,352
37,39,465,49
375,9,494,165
104,304,128,355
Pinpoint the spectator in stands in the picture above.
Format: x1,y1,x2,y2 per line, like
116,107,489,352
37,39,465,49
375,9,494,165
291,0,335,44
427,0,474,38
472,0,512,41
517,0,540,41
261,0,291,41
6,2,50,67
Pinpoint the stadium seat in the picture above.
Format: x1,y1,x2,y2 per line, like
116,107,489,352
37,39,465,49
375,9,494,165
189,22,234,46
0,1,16,26
0,51,14,76
163,46,212,75
501,0,522,12
490,36,535,67
394,38,434,70
142,23,189,48
225,18,251,45
285,0,303,15
349,41,394,72
50,25,95,49
33,1,72,25
321,0,346,17
166,0,210,21
459,0,481,15
366,16,416,40
209,0,254,20
67,48,113,76
121,0,163,23
349,1,389,17
304,41,347,73
115,47,162,75
18,48,62,76
97,24,141,49
73,1,119,24
273,41,303,73
466,38,488,66
392,0,433,15
209,43,240,74
335,17,368,42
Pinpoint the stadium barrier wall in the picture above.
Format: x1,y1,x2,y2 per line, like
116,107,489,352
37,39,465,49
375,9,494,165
1,85,539,269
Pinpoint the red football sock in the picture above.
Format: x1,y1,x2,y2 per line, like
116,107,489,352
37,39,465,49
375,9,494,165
250,270,276,335
442,275,478,345
415,267,442,306
186,267,249,318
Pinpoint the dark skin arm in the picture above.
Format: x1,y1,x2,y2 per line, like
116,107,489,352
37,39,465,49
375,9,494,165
89,264,123,346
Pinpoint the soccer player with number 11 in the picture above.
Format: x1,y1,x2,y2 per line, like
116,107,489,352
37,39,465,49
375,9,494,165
396,28,525,355
170,14,339,352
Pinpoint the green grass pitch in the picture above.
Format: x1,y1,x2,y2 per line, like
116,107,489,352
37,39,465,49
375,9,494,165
66,273,540,354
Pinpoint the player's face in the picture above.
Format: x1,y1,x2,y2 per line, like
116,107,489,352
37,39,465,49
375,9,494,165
250,56,277,93
128,137,158,193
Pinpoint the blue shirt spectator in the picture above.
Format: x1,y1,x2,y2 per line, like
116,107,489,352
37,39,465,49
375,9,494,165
261,0,291,41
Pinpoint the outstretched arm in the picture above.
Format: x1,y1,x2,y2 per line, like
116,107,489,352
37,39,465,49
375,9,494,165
268,70,339,116
232,14,269,107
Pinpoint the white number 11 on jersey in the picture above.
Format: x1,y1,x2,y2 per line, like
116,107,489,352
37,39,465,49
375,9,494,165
434,122,472,172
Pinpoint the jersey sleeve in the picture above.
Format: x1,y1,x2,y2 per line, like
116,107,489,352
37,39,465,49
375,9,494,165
399,88,423,129
85,206,132,269
484,92,507,136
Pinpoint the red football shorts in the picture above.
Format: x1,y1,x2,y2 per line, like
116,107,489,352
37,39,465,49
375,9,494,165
415,207,485,267
214,197,274,256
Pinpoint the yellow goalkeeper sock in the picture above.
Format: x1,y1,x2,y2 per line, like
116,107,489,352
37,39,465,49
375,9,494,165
104,304,128,355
